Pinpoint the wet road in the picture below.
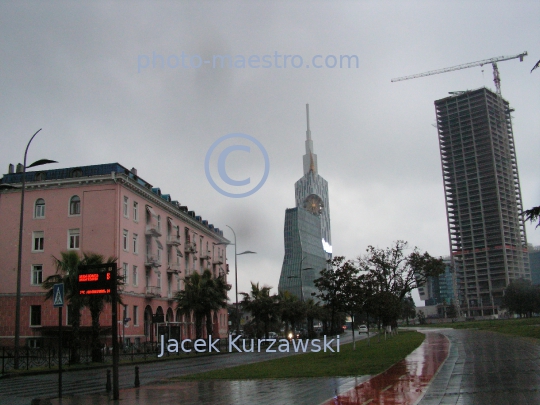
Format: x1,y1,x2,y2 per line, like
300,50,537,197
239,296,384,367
4,328,540,405
0,331,362,405
419,329,540,405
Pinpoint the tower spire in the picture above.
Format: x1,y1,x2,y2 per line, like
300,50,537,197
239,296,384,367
303,103,317,175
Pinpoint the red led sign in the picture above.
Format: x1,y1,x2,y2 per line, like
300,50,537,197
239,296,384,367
77,265,115,295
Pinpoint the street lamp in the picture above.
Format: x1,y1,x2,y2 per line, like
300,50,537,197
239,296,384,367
13,129,57,369
215,225,256,335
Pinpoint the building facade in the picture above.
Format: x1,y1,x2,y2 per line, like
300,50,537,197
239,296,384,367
278,207,327,300
0,163,229,348
435,88,530,317
529,245,540,285
278,105,331,300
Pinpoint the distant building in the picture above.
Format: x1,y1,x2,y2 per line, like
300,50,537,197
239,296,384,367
529,245,540,285
435,88,530,317
418,259,455,306
278,104,331,300
0,163,229,348
278,207,327,300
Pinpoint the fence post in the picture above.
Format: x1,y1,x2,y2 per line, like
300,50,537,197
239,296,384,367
2,347,4,374
134,366,140,387
106,369,112,392
131,346,134,362
26,346,29,370
48,345,51,369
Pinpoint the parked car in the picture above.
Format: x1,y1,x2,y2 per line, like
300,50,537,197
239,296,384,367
358,325,368,334
268,332,278,339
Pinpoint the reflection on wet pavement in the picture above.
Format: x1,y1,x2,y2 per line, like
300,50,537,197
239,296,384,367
320,332,449,405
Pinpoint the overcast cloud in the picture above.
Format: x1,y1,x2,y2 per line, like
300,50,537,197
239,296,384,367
1,1,539,304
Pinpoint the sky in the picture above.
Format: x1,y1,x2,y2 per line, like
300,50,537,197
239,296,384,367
1,1,539,305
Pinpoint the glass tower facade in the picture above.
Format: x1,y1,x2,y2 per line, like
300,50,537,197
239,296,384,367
278,104,331,300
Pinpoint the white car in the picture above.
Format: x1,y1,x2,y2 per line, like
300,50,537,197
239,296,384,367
358,325,368,334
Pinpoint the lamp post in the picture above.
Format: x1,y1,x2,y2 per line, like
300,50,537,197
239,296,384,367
216,225,256,335
13,129,57,369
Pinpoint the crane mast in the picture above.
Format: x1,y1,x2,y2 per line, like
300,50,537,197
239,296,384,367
391,52,527,96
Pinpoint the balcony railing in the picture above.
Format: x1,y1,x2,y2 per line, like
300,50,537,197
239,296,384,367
184,242,197,254
166,235,181,246
201,250,212,260
213,255,224,265
144,254,161,267
145,223,162,237
167,263,181,274
145,286,161,297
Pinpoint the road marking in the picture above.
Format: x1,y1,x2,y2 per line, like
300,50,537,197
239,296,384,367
360,400,373,405
381,384,393,392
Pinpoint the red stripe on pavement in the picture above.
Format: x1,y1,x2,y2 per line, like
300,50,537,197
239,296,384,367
322,332,449,405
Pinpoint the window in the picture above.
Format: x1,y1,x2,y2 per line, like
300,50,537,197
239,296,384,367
123,305,129,323
71,168,83,178
68,229,80,249
157,215,161,231
123,230,129,251
133,265,138,286
30,305,41,326
123,196,129,218
133,305,139,326
123,262,129,285
157,248,162,264
133,201,139,221
133,234,138,254
157,272,161,288
69,195,81,215
31,265,43,285
177,277,181,291
34,198,45,218
32,231,44,252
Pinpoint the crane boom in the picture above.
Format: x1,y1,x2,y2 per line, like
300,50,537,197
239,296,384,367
391,52,527,82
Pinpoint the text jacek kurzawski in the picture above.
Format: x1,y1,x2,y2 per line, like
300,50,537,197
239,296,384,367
158,334,340,357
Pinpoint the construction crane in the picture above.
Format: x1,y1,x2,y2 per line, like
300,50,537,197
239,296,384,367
391,52,528,96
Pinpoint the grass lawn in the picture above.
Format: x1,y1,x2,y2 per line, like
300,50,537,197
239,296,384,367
423,317,540,340
176,331,425,380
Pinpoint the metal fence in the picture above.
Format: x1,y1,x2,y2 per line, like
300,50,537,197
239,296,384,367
1,339,230,373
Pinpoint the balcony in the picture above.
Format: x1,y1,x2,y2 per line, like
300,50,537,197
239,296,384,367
145,286,161,297
167,263,181,274
184,242,197,254
144,254,160,268
167,290,178,300
201,250,211,260
213,255,224,265
166,235,181,246
145,223,162,237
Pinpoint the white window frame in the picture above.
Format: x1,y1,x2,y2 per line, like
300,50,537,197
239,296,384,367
123,262,129,285
133,234,138,254
69,195,81,216
133,265,138,287
123,196,129,218
31,264,43,285
32,231,44,252
34,198,45,219
68,229,80,250
123,230,129,251
133,201,139,222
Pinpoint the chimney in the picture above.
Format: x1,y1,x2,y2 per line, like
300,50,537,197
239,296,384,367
131,167,137,176
16,163,23,173
8,164,14,174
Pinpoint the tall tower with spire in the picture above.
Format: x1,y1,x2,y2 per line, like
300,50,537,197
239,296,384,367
278,104,332,301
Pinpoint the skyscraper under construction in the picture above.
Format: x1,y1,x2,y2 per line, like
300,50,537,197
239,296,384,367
435,87,530,317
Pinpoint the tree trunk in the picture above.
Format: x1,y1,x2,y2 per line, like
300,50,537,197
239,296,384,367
205,311,213,337
195,312,204,339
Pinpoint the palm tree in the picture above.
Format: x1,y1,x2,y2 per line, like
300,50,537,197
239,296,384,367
42,251,84,364
278,291,305,334
204,273,230,337
241,282,278,339
176,269,228,339
81,253,118,362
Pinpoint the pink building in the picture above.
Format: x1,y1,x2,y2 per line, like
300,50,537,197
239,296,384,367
0,163,229,348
